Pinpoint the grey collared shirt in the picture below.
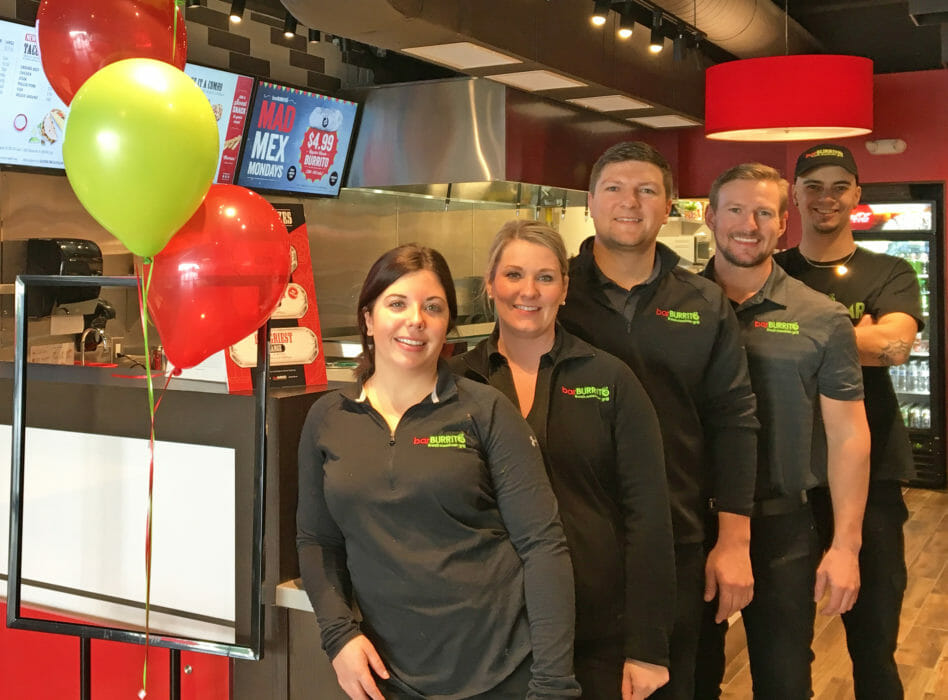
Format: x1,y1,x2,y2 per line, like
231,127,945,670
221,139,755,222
704,259,863,498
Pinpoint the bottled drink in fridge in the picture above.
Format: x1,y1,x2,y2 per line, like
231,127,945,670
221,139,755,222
907,361,919,392
919,363,930,393
909,405,922,429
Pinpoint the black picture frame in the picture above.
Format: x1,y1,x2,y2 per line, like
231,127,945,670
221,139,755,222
5,274,269,660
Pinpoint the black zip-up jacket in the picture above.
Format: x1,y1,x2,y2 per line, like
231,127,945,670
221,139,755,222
450,326,675,666
297,364,580,698
559,238,758,544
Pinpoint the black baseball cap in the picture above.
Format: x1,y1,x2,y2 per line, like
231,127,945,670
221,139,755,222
794,143,859,181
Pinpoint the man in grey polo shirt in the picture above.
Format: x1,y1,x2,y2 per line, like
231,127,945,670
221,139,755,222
695,163,870,698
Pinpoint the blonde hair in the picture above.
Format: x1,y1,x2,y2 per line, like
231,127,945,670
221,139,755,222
709,163,790,215
483,219,568,290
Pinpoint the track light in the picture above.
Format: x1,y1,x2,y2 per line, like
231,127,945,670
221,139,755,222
673,26,686,62
283,12,298,38
618,1,634,39
229,0,245,23
649,8,664,53
308,28,321,43
591,0,611,27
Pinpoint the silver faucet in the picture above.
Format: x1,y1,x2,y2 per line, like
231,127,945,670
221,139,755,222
79,327,113,365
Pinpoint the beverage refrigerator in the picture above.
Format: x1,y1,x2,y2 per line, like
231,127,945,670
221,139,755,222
852,183,946,489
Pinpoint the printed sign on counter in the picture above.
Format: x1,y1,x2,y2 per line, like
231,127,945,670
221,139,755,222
235,81,358,197
224,204,327,392
0,20,68,170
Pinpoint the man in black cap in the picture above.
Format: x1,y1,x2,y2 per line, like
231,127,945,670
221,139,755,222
775,143,923,699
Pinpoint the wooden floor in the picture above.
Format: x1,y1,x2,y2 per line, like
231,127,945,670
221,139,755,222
720,487,948,699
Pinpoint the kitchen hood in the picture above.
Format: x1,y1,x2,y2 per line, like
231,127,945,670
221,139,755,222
344,76,647,197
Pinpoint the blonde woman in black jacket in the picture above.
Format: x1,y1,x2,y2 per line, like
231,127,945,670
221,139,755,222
449,221,675,700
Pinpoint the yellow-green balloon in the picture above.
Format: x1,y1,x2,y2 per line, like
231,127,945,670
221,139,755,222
63,58,219,258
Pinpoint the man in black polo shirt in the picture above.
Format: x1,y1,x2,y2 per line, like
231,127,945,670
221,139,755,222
559,142,759,699
775,143,923,699
697,163,870,698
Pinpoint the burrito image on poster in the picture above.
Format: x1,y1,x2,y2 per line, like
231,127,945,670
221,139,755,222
308,107,343,132
40,108,66,143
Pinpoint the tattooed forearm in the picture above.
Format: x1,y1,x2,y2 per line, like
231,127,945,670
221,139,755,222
877,338,911,366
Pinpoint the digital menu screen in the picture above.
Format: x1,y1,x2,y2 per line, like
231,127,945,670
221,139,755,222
0,19,68,171
850,202,934,232
236,81,358,197
183,63,254,185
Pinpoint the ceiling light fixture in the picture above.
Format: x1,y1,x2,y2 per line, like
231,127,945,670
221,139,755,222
402,43,521,70
649,8,664,53
706,0,873,142
591,0,611,27
618,2,634,39
283,12,298,38
308,28,321,44
229,0,245,23
705,55,873,141
673,26,686,62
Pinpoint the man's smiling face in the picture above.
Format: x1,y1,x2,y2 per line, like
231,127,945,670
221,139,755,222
588,160,672,254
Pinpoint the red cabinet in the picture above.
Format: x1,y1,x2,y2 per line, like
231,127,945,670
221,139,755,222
0,602,230,699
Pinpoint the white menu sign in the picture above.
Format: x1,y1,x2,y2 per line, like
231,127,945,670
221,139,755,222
0,19,68,170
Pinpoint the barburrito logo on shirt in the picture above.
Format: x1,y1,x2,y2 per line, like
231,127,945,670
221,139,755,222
561,385,611,402
413,431,467,448
655,307,701,325
827,293,867,321
754,319,800,335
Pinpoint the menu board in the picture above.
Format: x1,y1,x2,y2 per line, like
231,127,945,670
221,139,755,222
849,202,934,232
0,19,68,170
183,63,254,185
236,81,358,197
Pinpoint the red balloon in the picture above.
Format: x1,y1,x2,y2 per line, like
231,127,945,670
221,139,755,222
37,0,188,105
146,185,292,369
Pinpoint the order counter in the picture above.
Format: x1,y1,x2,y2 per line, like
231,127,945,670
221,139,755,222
0,360,351,697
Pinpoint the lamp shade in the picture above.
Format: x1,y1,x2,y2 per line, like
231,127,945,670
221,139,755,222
705,55,873,141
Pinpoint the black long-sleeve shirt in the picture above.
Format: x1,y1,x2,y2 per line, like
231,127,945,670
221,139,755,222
559,239,759,544
450,326,676,666
296,364,580,699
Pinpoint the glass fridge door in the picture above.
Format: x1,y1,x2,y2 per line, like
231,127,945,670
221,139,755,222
856,239,933,434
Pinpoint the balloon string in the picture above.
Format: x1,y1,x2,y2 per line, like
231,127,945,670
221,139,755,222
172,1,182,65
137,260,158,699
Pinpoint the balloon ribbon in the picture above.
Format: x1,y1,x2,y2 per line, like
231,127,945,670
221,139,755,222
136,260,175,699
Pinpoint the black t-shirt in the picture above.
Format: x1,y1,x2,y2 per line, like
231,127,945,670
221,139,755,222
775,245,923,482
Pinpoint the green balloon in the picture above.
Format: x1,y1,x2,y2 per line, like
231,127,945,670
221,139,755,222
63,58,219,258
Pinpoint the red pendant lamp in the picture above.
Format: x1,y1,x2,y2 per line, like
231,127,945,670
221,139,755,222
704,54,874,141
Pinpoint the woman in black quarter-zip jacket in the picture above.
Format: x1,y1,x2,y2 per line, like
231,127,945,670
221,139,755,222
297,243,580,700
449,221,675,700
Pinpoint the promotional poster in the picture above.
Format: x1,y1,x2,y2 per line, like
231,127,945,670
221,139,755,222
225,203,328,392
236,81,358,197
